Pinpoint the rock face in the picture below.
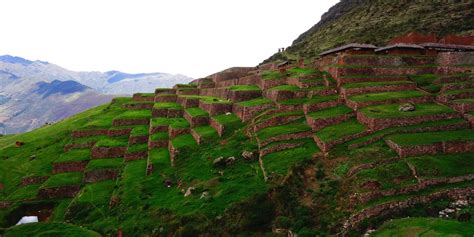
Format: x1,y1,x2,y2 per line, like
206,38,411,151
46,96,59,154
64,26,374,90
265,0,474,60
399,103,416,112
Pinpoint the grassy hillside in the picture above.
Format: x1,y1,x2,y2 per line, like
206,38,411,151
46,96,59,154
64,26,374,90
265,0,474,61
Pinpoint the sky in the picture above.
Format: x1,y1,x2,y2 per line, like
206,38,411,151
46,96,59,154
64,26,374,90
0,0,339,78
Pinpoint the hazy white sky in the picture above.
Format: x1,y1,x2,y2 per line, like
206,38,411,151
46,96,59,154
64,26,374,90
0,0,338,78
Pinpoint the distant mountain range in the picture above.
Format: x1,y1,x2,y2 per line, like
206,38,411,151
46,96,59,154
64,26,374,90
0,55,193,134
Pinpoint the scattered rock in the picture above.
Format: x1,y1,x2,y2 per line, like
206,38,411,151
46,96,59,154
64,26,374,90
213,156,226,167
399,103,416,112
200,191,209,200
15,141,25,147
241,151,256,161
363,229,376,237
184,187,195,197
29,155,36,161
164,179,173,188
458,213,471,222
225,112,232,116
225,157,236,166
109,195,120,208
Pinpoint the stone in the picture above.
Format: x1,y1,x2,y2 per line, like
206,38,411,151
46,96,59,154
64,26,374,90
29,155,36,161
164,180,173,188
241,151,256,161
184,187,195,197
15,141,25,147
225,157,236,166
458,213,471,222
200,191,209,200
213,156,226,167
225,112,232,115
399,103,416,112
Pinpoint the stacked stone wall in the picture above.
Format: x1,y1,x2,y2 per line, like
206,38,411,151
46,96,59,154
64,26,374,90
84,169,119,183
38,185,81,199
258,131,312,148
21,176,49,186
112,118,149,126
72,129,108,138
52,161,89,174
307,113,355,131
314,131,371,153
233,103,274,122
199,101,233,116
386,139,474,158
91,147,127,159
340,83,417,98
346,95,433,110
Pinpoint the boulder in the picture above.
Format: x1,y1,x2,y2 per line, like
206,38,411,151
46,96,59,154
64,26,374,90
241,151,256,161
225,157,236,166
184,187,195,197
213,156,226,167
399,103,416,112
200,191,209,200
164,179,173,188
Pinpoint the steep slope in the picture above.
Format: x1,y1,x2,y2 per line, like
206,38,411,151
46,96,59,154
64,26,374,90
266,0,474,61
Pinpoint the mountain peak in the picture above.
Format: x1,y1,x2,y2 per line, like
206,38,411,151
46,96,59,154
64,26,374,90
0,55,33,66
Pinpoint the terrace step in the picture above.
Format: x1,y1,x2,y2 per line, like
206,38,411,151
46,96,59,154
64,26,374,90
253,111,305,133
449,99,474,114
340,81,417,98
345,90,434,110
306,106,355,132
183,108,210,128
440,81,474,93
313,118,369,152
336,75,410,87
436,88,474,103
259,140,306,158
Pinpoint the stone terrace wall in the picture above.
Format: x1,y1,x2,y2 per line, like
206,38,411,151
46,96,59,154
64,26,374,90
91,147,127,159
177,97,200,108
199,101,233,116
199,88,228,98
259,78,288,90
72,129,108,138
386,139,474,158
168,127,190,139
85,169,119,183
314,131,371,153
339,55,436,67
228,90,262,102
210,118,224,137
356,111,460,131
233,103,274,122
183,111,209,127
21,176,49,186
351,174,474,205
303,100,340,114
123,103,154,110
258,131,312,148
436,52,474,66
342,187,474,235
253,114,303,133
340,83,417,98
307,112,355,131
129,135,149,145
437,90,474,103
259,142,304,158
38,185,81,199
154,95,178,103
53,161,89,174
112,118,149,126
107,128,133,137
132,94,155,102
64,142,96,152
210,67,256,83
346,95,433,110
148,139,168,149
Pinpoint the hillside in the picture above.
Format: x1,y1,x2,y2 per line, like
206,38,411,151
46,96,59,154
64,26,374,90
0,55,193,134
265,0,474,61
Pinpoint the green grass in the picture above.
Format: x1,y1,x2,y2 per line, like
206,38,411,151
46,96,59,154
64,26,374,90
171,134,197,150
356,161,417,190
342,80,413,89
257,119,311,141
180,95,229,104
150,132,169,141
229,85,261,91
130,125,149,137
153,102,183,110
151,117,189,129
42,172,83,188
135,93,155,97
185,107,209,117
263,139,319,175
268,85,301,91
315,118,366,142
278,95,338,105
56,149,91,163
3,223,101,237
237,98,273,107
126,143,148,154
406,153,474,179
307,105,353,119
86,158,123,171
94,136,128,147
7,184,41,200
445,87,474,95
287,67,319,77
359,103,454,118
373,217,474,237
387,129,474,146
193,126,218,139
452,98,474,103
349,90,429,102
261,70,286,80
114,110,151,119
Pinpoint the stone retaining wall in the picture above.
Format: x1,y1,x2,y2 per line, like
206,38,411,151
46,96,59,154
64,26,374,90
148,139,168,149
38,185,81,199
72,129,108,138
183,111,209,127
341,83,417,98
307,112,355,131
154,94,178,103
123,103,154,110
253,115,303,133
258,131,312,148
259,142,304,158
132,94,155,102
112,118,149,126
168,142,178,167
124,151,148,162
129,135,149,145
0,201,10,209
441,82,474,92
314,131,371,153
52,160,89,174
328,66,435,80
264,90,307,102
338,55,436,67
436,52,474,66
177,96,200,108
176,88,200,96
228,90,262,102
107,128,133,137
346,95,433,110
356,111,460,131
215,79,238,88
437,90,474,103
199,88,228,98
64,142,96,152
21,176,49,186
149,125,168,135
276,103,304,112
342,187,474,235
465,113,474,127
303,100,340,114
259,78,287,90
347,157,400,177
190,130,204,145
151,108,184,118
233,103,274,122
168,127,190,139
386,139,474,158
439,75,474,84
199,101,233,116
210,118,225,137
308,88,338,97
337,76,408,87
351,174,474,205
91,147,127,159
84,169,119,183
238,74,261,85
